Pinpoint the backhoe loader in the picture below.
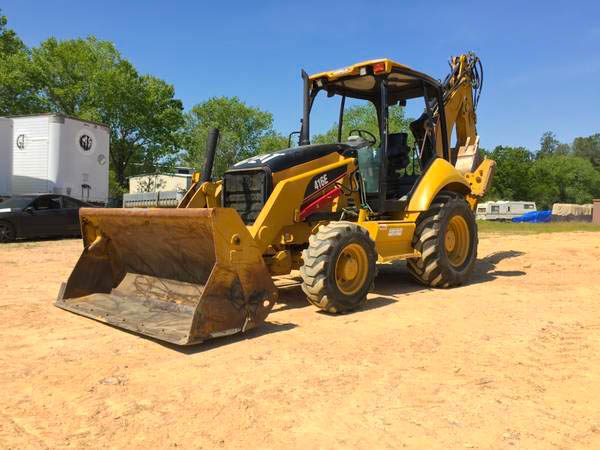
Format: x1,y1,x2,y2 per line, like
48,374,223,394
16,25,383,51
56,53,495,345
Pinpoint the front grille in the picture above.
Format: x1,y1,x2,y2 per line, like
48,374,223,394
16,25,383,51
223,169,270,224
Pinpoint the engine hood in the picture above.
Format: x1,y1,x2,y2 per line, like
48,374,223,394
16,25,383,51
230,143,351,173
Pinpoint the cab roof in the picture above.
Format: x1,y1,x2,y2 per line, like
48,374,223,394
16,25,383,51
308,58,440,103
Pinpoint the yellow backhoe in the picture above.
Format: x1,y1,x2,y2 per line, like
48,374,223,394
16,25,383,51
56,53,494,345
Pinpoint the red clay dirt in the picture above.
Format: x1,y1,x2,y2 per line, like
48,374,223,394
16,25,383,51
1,232,600,449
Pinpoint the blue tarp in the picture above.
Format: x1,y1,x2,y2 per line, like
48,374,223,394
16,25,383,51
512,210,552,223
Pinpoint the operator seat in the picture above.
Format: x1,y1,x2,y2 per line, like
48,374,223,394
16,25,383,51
385,132,415,200
387,132,410,173
410,113,435,165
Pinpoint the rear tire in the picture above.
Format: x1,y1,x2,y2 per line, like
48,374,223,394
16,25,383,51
300,222,377,313
0,221,16,243
407,192,478,287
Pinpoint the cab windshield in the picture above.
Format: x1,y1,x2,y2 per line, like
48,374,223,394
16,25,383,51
308,90,433,199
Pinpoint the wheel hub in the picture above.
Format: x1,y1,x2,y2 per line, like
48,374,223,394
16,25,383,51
340,255,358,280
335,243,368,296
445,230,456,252
445,215,470,267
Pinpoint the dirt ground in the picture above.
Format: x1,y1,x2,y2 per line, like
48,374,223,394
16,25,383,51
1,231,600,449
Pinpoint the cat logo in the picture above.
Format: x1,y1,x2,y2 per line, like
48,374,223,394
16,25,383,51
16,134,25,150
79,135,93,151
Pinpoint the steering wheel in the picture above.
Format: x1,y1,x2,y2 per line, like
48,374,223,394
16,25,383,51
349,129,377,146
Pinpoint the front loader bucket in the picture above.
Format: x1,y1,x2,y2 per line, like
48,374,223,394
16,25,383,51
55,208,278,345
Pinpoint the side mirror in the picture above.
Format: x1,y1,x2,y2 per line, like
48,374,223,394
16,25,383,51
24,206,34,214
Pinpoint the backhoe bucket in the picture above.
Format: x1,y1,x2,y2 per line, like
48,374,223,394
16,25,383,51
56,208,278,345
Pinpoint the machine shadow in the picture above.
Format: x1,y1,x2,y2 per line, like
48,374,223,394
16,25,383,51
156,250,526,353
270,276,307,313
372,262,428,297
468,250,527,285
153,321,298,354
273,273,401,314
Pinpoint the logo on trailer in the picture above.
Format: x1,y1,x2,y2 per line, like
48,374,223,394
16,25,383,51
79,134,93,151
16,134,25,150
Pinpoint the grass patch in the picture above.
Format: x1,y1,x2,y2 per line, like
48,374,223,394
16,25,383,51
477,220,600,235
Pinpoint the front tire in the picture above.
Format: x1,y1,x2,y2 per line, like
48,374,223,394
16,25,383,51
407,192,478,287
300,222,377,313
0,221,16,243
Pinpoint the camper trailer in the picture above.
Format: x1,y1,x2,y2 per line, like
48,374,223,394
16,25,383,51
476,202,491,220
479,201,537,221
0,117,12,199
11,114,109,204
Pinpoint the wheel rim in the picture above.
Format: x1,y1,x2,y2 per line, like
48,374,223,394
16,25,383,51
445,215,470,267
0,223,13,242
335,243,369,295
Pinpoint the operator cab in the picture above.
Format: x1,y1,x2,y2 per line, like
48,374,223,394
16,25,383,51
301,59,449,213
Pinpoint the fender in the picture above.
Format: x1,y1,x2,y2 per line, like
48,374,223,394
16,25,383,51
406,158,470,212
249,158,356,254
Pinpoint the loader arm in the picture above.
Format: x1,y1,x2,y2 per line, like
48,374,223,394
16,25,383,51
177,176,222,209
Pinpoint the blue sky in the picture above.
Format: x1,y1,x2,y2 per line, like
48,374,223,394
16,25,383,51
4,0,599,150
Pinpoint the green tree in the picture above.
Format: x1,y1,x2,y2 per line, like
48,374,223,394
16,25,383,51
29,37,123,115
89,69,184,186
0,10,24,55
529,155,600,208
27,37,184,187
182,97,276,177
0,15,184,192
572,133,600,168
538,131,570,158
484,146,534,201
312,103,412,144
257,131,289,154
0,11,43,114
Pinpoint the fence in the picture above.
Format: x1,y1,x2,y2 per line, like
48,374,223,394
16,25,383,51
122,191,184,208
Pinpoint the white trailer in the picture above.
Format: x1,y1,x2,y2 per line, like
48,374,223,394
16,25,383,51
0,117,12,198
476,201,491,220
479,200,537,220
11,114,109,204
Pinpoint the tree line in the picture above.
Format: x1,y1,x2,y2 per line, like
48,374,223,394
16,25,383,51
1,11,599,207
482,132,600,208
